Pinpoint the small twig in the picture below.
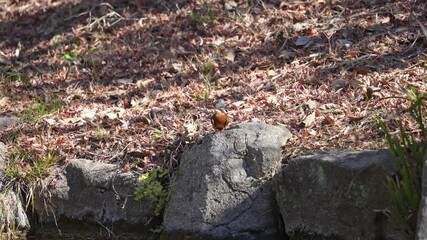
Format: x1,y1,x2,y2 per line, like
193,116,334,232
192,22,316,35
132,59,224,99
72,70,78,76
111,173,133,210
107,142,131,162
166,140,182,171
64,11,89,21
78,3,126,32
49,205,62,236
411,12,427,39
95,220,116,237
402,30,420,54
346,166,369,194
347,11,386,20
378,96,409,101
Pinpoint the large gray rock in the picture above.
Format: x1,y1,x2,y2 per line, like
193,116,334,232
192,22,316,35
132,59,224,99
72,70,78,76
416,149,427,239
0,142,30,232
0,116,18,132
163,123,292,240
33,159,158,239
273,150,407,240
0,190,30,230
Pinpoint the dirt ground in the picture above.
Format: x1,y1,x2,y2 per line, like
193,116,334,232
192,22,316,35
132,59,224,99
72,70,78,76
0,0,427,173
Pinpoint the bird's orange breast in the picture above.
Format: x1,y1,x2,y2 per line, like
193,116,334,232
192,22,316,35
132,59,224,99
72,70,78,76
212,110,228,130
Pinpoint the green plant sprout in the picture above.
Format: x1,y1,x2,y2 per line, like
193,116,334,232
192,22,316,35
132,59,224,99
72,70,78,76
134,168,169,216
189,2,217,27
24,95,61,122
1,66,28,84
63,51,78,62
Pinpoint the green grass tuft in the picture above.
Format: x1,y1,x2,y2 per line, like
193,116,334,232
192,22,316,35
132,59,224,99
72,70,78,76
23,95,61,122
134,168,169,216
377,87,427,237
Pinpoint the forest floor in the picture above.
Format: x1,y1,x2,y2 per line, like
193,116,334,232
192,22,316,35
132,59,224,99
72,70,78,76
0,0,426,174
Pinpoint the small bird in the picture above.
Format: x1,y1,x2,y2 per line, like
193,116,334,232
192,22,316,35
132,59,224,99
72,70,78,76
211,109,228,132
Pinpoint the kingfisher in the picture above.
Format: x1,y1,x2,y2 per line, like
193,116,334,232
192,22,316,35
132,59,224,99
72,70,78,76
211,109,228,132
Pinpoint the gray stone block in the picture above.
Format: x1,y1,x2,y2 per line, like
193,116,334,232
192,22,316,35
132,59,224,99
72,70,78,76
163,123,292,240
33,159,158,238
273,150,408,240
